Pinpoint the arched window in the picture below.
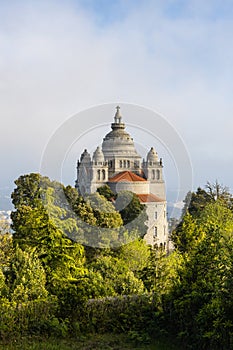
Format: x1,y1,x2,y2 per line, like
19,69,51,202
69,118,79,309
154,211,157,220
97,170,101,180
123,160,126,168
120,160,122,168
102,169,106,180
156,169,160,180
127,160,130,168
152,169,155,180
154,226,157,238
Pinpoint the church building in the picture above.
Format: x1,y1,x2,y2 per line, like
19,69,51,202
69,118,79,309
75,106,168,249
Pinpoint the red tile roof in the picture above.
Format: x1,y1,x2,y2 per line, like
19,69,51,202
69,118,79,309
136,193,164,203
108,171,146,182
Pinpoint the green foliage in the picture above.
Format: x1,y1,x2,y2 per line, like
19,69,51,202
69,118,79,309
11,202,86,292
80,294,157,335
165,201,233,349
90,254,145,296
86,192,123,229
7,173,233,349
0,232,13,272
171,213,202,253
182,188,213,217
10,246,48,302
11,173,43,208
65,186,124,248
65,186,147,247
115,191,145,224
115,191,148,236
182,181,233,218
119,239,151,273
64,185,97,227
0,269,8,297
10,174,87,317
0,297,58,341
141,249,184,297
97,185,115,201
173,200,233,254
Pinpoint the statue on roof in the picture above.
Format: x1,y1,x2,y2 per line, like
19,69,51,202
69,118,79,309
114,105,122,124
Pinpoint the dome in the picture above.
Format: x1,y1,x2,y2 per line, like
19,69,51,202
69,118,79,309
103,107,132,142
93,146,104,162
102,106,141,159
147,147,158,162
80,149,91,163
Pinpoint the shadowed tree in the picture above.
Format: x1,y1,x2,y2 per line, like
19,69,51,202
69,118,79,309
97,185,115,201
10,246,48,302
11,174,87,298
115,191,148,237
166,201,233,349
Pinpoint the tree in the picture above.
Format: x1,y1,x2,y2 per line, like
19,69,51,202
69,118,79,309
115,191,148,236
165,201,233,349
171,212,202,253
97,185,115,201
182,182,233,219
140,246,183,298
182,187,213,217
64,185,97,227
90,254,145,296
205,180,233,209
174,182,233,253
0,232,13,273
86,192,123,229
10,246,48,302
11,173,43,208
0,269,8,298
119,239,150,273
11,174,87,297
64,186,124,248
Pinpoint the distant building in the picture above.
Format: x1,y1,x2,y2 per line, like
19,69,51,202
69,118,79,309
75,106,169,249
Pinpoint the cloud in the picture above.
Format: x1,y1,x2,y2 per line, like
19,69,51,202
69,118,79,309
0,0,233,208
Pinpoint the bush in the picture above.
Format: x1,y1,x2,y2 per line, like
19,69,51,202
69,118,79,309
76,294,160,337
0,297,58,340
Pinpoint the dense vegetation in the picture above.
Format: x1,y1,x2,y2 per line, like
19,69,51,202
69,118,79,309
0,174,233,349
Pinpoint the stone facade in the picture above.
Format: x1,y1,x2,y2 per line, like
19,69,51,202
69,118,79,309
75,106,169,249
144,201,167,248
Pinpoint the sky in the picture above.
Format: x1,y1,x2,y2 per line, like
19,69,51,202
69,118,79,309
1,0,233,210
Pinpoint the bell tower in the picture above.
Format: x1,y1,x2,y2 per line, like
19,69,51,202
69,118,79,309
90,146,108,193
142,147,166,199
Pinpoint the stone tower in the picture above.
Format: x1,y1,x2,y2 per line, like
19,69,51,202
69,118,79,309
142,147,166,199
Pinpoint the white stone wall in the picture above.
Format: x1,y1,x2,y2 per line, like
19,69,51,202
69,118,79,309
108,181,150,194
149,182,166,200
143,202,168,249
